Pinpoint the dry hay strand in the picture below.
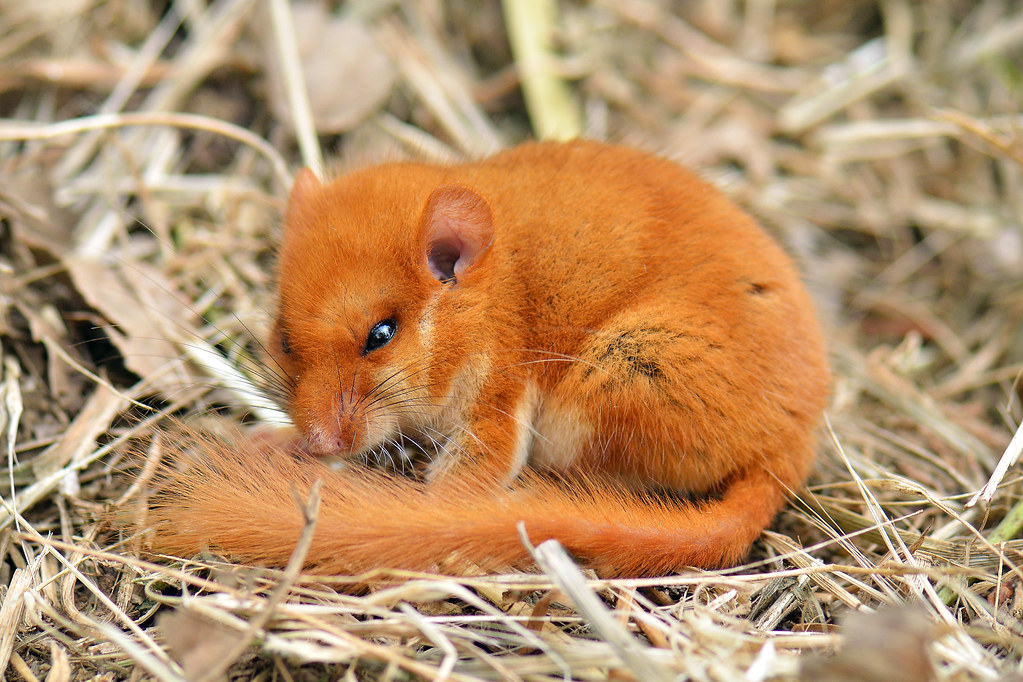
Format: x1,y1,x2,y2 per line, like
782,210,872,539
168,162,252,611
1,0,1021,679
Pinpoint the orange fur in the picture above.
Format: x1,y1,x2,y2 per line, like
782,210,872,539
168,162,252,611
144,141,830,577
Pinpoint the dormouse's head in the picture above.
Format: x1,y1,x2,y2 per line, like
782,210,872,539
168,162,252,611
267,166,494,459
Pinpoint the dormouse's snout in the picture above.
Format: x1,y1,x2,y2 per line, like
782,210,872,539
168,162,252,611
291,385,362,457
298,419,356,456
302,422,355,457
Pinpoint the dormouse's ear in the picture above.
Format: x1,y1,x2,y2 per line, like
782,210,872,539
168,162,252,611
288,167,322,208
420,184,494,283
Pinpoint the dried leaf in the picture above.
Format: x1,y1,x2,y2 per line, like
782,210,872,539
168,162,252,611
64,257,195,392
261,3,396,134
159,608,246,679
800,608,937,682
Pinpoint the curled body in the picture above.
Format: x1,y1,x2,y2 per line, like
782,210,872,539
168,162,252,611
146,141,830,577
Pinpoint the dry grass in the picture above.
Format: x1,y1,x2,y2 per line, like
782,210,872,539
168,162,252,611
1,0,1022,679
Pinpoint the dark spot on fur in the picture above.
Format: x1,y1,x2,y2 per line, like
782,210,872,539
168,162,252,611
586,328,671,383
633,357,664,380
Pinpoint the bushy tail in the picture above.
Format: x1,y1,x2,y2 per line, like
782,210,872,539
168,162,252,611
140,429,790,578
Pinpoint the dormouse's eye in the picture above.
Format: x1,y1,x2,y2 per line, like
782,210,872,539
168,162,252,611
280,330,291,355
364,319,397,353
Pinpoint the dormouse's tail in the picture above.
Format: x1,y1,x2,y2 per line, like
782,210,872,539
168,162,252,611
141,429,792,577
